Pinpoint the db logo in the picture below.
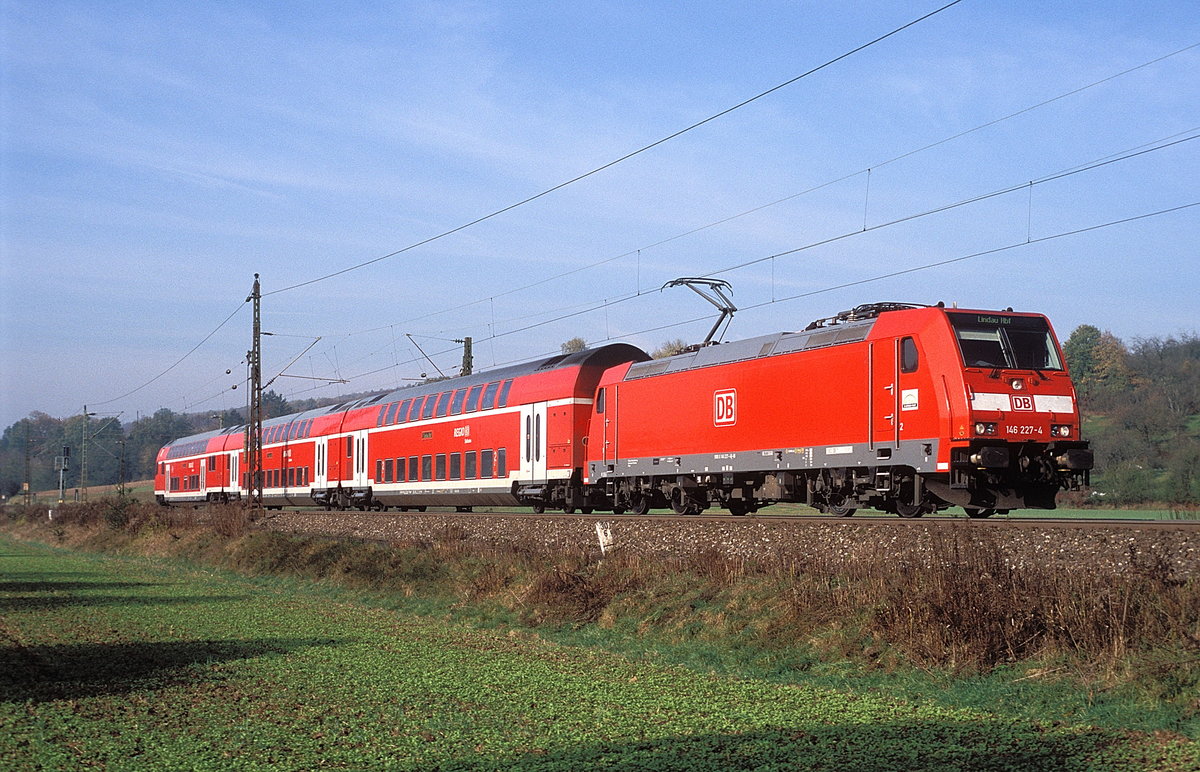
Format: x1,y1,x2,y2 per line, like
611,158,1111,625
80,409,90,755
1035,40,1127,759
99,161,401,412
714,389,737,426
1012,395,1034,411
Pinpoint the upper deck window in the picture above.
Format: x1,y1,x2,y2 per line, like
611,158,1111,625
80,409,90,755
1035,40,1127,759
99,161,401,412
948,313,1063,371
481,382,499,410
466,384,483,412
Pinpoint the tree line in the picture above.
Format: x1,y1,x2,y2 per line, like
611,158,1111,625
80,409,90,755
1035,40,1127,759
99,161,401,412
4,331,1197,504
0,390,317,498
1063,326,1200,504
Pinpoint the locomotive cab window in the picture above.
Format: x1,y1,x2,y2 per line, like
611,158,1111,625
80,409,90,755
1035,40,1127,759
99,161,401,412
949,313,1063,371
900,337,919,373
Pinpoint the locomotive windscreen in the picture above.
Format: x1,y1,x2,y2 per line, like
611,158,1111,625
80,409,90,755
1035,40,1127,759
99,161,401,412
948,312,1063,370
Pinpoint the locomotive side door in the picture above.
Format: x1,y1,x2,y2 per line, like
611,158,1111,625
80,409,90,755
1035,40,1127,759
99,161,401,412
521,401,548,482
870,336,922,450
870,339,901,450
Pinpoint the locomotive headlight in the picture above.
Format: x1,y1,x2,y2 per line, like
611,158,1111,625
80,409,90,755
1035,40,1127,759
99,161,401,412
1052,424,1072,437
974,422,997,436
1010,379,1024,390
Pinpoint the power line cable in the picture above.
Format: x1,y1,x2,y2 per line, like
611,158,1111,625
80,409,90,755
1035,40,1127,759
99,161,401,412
288,126,1198,391
90,301,247,407
315,41,1198,340
264,0,966,298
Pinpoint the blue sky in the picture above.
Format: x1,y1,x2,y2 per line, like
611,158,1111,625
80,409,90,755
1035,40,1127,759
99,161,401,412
2,0,1197,430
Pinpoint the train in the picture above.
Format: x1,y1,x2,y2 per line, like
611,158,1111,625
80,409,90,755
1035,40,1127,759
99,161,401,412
155,302,1093,518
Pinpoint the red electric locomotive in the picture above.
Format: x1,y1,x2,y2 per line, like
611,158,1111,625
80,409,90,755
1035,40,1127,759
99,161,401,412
581,302,1091,517
156,302,1092,517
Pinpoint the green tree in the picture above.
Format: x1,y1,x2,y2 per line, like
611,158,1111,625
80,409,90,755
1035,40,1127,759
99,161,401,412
560,337,586,355
651,338,690,359
1091,332,1133,402
262,390,291,419
1063,324,1101,395
126,408,194,480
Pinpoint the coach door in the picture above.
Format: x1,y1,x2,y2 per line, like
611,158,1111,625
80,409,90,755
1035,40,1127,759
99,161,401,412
314,439,329,490
521,402,548,482
348,431,369,488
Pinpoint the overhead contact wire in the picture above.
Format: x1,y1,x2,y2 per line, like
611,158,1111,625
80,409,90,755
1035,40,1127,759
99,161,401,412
265,0,966,298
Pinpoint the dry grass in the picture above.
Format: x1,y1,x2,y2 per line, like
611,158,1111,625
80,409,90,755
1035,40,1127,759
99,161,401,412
4,499,1198,684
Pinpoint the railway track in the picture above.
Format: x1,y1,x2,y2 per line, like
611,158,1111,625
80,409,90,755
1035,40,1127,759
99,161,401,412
266,507,1200,530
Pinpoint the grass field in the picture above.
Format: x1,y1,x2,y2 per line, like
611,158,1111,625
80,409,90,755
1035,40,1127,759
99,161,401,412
2,536,1197,771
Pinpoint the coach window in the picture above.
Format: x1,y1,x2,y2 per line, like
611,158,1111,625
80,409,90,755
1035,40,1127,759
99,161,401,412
480,449,493,478
901,337,919,373
420,455,432,481
465,451,477,479
384,458,394,483
450,452,461,480
497,448,507,477
435,391,452,418
395,458,405,482
435,454,447,481
407,397,425,422
466,384,483,412
383,402,399,425
409,456,419,481
376,459,384,482
481,382,499,410
395,399,409,424
498,379,513,407
450,389,465,415
422,395,437,420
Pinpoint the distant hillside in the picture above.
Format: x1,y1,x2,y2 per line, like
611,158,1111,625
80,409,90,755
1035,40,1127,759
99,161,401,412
1064,326,1200,503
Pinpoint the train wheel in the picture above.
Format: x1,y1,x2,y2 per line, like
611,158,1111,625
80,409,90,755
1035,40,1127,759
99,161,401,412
669,488,698,516
563,505,576,514
895,500,925,518
827,501,857,517
727,499,750,516
532,503,546,514
581,506,594,515
964,507,995,519
629,495,650,516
